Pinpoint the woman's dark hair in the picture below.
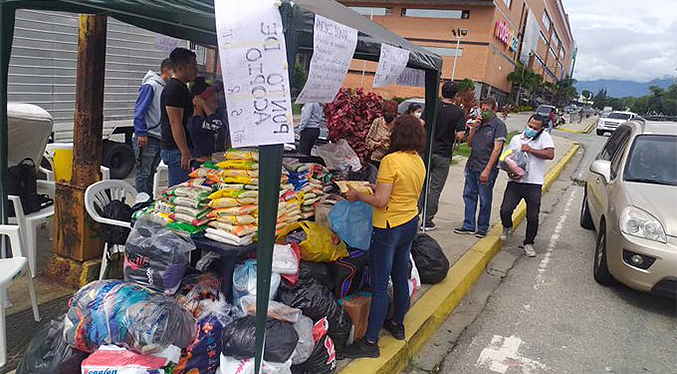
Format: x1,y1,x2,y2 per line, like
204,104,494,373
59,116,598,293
383,99,399,115
406,103,422,114
191,77,209,97
388,115,426,154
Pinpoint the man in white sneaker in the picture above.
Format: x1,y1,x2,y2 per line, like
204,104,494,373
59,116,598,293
499,114,554,257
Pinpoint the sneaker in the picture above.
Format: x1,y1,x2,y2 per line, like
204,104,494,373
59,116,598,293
422,222,436,231
475,231,487,238
383,319,405,340
341,339,380,359
454,227,475,235
500,227,511,241
523,244,537,257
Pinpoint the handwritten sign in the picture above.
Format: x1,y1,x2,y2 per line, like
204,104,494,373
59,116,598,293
296,15,358,104
373,44,410,88
397,67,425,87
215,0,294,147
154,35,182,53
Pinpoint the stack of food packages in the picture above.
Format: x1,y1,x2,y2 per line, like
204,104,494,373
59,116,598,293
282,159,334,221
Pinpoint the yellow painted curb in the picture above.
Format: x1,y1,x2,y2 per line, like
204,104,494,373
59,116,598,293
338,143,581,374
558,120,596,134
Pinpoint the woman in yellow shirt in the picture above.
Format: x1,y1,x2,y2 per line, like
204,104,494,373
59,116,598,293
342,115,426,359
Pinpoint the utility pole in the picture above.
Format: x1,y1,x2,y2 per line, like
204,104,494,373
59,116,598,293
451,28,467,82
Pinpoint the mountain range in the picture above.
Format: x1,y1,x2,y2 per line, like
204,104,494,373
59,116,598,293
575,78,674,98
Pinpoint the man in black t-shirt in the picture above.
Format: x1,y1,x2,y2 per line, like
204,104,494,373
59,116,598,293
160,47,198,187
422,81,466,231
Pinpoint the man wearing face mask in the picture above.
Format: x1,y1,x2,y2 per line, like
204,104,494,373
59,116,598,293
499,114,554,257
455,97,507,238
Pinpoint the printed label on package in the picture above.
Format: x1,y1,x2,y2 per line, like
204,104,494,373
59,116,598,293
215,0,294,147
296,15,358,104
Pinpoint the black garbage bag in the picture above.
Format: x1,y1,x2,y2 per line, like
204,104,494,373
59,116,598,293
411,234,449,284
99,198,133,245
299,261,334,291
291,318,336,374
278,277,352,353
221,316,298,363
16,316,88,374
327,252,369,299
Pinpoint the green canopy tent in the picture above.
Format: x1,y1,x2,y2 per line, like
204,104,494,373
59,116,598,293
0,0,443,370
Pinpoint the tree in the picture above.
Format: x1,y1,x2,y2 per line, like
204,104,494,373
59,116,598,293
550,76,578,107
592,89,607,110
507,62,543,103
291,60,308,97
582,90,592,100
457,78,475,94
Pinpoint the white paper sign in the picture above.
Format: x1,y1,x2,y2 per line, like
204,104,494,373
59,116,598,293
296,15,358,104
154,35,182,53
373,44,410,88
397,67,425,87
214,0,294,148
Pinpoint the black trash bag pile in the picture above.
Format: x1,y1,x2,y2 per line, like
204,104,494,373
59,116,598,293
16,316,88,374
411,233,449,284
99,197,133,245
221,316,299,363
291,318,336,374
278,277,352,353
299,261,334,291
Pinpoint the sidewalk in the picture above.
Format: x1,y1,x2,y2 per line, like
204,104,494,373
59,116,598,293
557,115,598,134
337,134,578,374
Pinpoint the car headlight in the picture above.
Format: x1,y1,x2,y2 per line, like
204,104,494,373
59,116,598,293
620,206,667,243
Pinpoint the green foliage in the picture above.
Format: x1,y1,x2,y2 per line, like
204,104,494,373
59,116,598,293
511,106,533,112
593,82,677,116
550,76,578,107
582,90,593,99
506,130,520,143
453,143,471,158
457,78,475,94
507,62,543,93
292,103,302,115
593,89,607,110
291,60,308,97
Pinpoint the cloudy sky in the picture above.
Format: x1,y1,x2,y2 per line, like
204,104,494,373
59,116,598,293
564,0,677,82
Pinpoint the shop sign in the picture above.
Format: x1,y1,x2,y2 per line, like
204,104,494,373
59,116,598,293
373,44,410,88
296,15,358,104
494,20,519,52
215,0,294,147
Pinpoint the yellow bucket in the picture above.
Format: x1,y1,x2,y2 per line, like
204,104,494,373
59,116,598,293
52,143,73,183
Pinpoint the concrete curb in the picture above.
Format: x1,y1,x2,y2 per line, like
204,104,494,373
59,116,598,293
338,143,581,374
557,120,596,134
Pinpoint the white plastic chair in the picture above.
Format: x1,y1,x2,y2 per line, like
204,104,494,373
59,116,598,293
153,160,168,198
0,225,40,367
7,196,54,278
84,180,138,280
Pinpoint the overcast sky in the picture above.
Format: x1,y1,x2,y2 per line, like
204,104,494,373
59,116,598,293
564,0,677,82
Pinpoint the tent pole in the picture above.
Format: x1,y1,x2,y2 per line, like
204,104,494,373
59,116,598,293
421,69,440,230
0,4,16,228
254,1,294,373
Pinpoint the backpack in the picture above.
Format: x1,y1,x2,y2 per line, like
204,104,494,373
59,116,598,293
6,158,53,216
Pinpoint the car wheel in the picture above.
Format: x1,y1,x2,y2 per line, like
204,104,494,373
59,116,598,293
580,188,594,230
102,140,135,179
593,219,615,286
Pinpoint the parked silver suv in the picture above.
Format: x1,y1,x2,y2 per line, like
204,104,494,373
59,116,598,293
580,119,677,297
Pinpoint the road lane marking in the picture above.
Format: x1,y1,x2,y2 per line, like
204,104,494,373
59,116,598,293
534,189,577,289
476,335,548,374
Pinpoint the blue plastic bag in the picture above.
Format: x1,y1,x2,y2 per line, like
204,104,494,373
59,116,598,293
329,201,373,250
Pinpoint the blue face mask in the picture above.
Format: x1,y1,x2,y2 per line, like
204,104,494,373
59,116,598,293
525,127,539,139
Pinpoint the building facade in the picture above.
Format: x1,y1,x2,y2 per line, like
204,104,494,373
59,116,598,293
338,0,575,104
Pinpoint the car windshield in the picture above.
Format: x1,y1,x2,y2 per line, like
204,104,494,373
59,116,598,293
624,135,677,186
607,112,632,120
536,106,553,114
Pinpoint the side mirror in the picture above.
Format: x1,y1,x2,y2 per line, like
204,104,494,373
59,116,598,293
590,159,611,184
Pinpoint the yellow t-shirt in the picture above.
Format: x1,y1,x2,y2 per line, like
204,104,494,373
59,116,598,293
373,151,426,229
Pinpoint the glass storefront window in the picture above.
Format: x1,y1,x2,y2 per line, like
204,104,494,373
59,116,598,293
542,11,552,31
401,8,470,19
349,7,390,17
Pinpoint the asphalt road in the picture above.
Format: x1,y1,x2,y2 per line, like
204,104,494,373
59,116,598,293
432,130,677,374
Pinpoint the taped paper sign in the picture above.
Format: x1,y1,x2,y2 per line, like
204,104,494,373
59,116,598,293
373,44,410,88
215,0,294,147
296,15,358,103
397,67,425,87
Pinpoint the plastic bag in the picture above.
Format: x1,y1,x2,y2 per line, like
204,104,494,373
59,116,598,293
290,315,314,365
499,149,529,180
16,316,88,374
125,216,194,294
233,260,281,303
278,222,348,263
327,252,369,299
290,318,336,374
100,199,132,245
174,314,226,374
273,244,300,275
314,139,362,172
81,345,170,374
221,316,299,363
238,295,302,323
277,277,352,353
328,201,373,250
64,280,198,354
218,355,291,374
299,261,334,291
411,234,449,284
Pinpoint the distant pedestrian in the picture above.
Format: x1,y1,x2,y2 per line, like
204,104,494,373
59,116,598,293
160,47,198,187
454,97,507,238
406,102,425,125
499,114,554,257
421,82,466,231
132,58,172,197
299,102,324,155
366,99,398,168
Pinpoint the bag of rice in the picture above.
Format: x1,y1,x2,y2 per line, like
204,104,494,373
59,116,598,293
171,212,211,227
225,149,259,161
213,215,256,225
208,221,258,237
205,228,254,246
174,205,211,220
209,189,258,200
167,196,209,209
220,169,258,178
216,160,259,170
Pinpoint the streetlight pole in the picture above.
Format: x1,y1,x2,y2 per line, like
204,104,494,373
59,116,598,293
451,28,466,82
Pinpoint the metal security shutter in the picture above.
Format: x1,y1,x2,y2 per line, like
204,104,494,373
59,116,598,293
8,10,187,141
